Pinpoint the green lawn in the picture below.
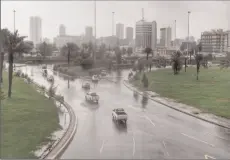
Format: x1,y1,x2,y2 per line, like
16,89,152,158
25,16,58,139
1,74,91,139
132,67,230,119
1,72,60,158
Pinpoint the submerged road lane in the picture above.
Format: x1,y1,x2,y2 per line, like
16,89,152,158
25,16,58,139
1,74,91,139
20,65,230,159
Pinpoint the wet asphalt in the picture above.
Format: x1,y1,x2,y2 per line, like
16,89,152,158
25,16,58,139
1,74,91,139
19,65,230,159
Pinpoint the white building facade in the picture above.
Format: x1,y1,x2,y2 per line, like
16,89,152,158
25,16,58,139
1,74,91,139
30,16,42,46
135,20,157,50
116,23,124,39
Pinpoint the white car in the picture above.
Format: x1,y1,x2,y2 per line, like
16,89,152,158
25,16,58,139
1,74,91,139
85,92,99,104
112,108,128,124
101,70,107,76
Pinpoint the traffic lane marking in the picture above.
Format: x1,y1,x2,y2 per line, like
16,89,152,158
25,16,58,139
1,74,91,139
100,140,105,154
204,154,216,159
181,133,215,147
162,140,169,157
144,115,155,127
204,132,229,141
132,136,136,156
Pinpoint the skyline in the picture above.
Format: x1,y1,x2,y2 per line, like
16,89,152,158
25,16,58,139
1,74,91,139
1,1,230,42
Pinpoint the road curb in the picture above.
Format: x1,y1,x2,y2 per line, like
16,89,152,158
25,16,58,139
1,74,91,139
32,81,77,159
123,80,230,130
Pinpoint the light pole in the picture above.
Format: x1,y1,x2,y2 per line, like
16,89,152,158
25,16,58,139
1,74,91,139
94,0,96,63
112,12,115,36
175,20,176,40
13,10,16,32
187,11,191,64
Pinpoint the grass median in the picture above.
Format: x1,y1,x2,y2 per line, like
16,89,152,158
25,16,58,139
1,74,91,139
131,67,230,119
1,71,60,158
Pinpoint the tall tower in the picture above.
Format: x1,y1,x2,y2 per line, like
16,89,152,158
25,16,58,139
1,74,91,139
116,23,124,39
59,24,66,36
30,16,42,46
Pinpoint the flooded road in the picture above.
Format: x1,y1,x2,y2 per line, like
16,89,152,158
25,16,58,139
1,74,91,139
18,64,230,159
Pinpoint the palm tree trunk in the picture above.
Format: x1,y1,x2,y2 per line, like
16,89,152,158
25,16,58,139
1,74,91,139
184,58,187,72
68,49,70,67
0,52,4,83
8,52,13,98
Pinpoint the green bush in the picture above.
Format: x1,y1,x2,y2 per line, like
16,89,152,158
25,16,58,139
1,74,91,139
24,74,28,79
21,73,25,78
142,73,149,88
80,58,94,69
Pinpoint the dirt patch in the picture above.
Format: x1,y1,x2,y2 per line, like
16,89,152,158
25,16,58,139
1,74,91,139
216,98,230,102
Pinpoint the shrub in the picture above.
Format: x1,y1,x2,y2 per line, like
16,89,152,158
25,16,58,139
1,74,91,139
80,58,94,69
21,73,25,78
0,91,5,100
142,73,149,88
48,83,57,99
133,72,140,81
24,74,28,79
56,95,64,103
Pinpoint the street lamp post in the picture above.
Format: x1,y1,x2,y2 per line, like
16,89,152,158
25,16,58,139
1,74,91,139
187,11,191,64
94,0,96,63
13,10,16,33
112,12,115,36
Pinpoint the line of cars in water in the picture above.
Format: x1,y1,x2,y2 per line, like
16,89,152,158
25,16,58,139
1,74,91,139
40,65,128,125
82,69,128,125
42,65,54,83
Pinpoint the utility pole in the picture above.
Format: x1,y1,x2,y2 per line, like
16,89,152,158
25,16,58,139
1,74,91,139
175,20,176,40
112,12,115,36
187,11,191,65
94,0,96,63
13,10,16,32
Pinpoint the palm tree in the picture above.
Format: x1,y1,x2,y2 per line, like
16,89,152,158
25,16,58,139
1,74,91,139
144,47,152,60
171,51,182,75
1,29,11,83
195,54,203,80
6,30,26,97
61,43,79,67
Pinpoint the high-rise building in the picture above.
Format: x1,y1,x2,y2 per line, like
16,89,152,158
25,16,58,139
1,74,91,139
30,16,42,46
116,23,124,39
200,29,228,53
160,27,172,48
59,24,66,36
135,20,157,50
166,27,172,47
126,27,133,42
160,28,166,47
85,26,93,43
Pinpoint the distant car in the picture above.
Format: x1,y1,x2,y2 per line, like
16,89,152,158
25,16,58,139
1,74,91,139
112,108,128,124
208,61,212,67
101,70,107,76
92,75,99,82
85,92,99,104
42,69,48,77
47,75,54,82
82,82,90,89
42,65,47,70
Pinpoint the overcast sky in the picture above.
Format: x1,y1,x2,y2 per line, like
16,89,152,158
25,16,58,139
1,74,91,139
1,1,230,41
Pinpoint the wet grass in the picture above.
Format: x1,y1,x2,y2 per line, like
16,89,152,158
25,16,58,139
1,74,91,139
131,67,230,119
1,71,60,158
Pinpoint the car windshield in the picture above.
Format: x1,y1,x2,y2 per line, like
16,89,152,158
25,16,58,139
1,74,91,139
1,1,230,160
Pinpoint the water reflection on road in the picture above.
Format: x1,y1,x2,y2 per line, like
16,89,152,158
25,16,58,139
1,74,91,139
16,64,230,159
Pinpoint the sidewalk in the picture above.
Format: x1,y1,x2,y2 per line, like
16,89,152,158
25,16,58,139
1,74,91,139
123,80,230,129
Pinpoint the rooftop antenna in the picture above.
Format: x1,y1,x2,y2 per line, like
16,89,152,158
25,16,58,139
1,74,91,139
142,8,144,21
